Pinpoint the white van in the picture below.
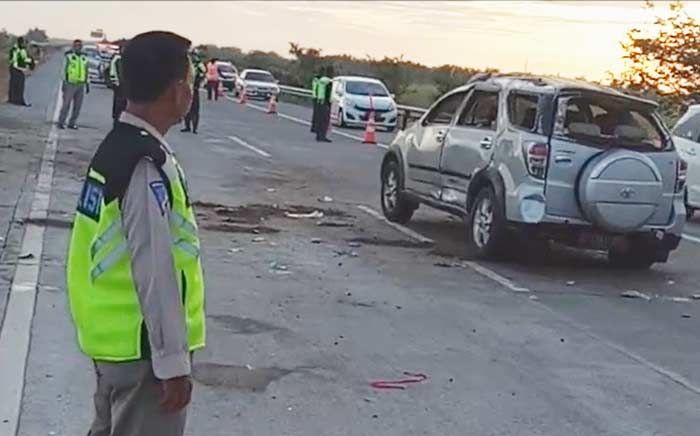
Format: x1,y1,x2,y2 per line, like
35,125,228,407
672,104,700,217
330,76,398,132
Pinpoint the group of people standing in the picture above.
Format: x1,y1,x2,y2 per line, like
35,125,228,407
310,66,333,142
6,36,34,106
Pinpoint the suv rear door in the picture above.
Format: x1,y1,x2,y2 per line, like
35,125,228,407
546,92,677,228
439,86,500,206
405,90,468,197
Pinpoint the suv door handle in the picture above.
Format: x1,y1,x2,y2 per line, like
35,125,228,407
480,137,493,149
435,130,447,143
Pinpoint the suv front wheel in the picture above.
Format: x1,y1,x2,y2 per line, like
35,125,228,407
381,160,416,224
467,186,509,259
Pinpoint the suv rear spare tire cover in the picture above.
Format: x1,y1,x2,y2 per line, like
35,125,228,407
578,149,663,233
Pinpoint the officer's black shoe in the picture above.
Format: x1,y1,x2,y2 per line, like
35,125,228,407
320,138,332,143
58,124,65,130
192,130,198,134
181,127,191,133
68,125,78,130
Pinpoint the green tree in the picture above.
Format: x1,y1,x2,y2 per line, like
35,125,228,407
613,1,700,96
367,55,409,97
288,42,323,87
25,27,48,43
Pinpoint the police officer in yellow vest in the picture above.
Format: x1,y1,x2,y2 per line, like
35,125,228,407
8,36,33,106
309,71,320,133
67,31,205,436
110,44,127,126
58,39,89,129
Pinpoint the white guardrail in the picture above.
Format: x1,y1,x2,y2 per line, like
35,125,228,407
277,84,428,129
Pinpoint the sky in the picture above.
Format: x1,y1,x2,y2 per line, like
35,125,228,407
2,1,700,81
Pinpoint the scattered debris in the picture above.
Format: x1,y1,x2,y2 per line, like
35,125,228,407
252,237,266,243
370,372,428,390
285,210,324,219
317,219,353,228
18,253,34,260
269,262,289,272
318,196,334,203
566,281,576,286
560,338,565,343
348,241,362,248
334,249,359,258
310,238,323,244
266,188,276,193
682,313,692,319
667,280,676,285
372,414,379,419
345,291,352,297
395,305,402,310
529,295,539,301
245,364,254,371
363,397,374,403
621,290,651,301
669,296,691,303
434,261,454,268
229,247,243,253
691,294,700,300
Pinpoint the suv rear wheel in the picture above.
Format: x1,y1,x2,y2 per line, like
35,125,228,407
381,160,415,224
608,239,666,269
467,186,509,259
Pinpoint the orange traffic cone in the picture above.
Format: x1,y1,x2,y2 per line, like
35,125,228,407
267,94,278,114
239,87,248,104
363,112,377,144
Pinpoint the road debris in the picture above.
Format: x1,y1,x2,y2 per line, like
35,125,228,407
317,219,354,228
566,281,576,286
620,290,652,301
682,313,692,319
348,241,362,248
318,196,334,203
691,294,700,300
434,261,454,268
334,249,359,258
269,262,289,272
669,296,691,303
229,247,243,253
529,295,539,301
252,237,266,243
667,280,676,285
285,210,324,219
370,372,428,390
310,237,323,244
266,188,276,193
18,253,34,260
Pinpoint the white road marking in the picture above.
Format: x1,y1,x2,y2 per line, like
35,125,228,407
463,261,531,293
681,233,700,244
229,97,389,149
356,205,434,244
0,83,61,436
227,135,271,158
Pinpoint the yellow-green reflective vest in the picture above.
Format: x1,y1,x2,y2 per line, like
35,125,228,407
110,54,121,86
66,52,88,84
316,76,331,102
67,126,205,361
311,77,319,99
10,45,30,69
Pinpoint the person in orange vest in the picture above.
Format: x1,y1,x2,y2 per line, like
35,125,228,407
205,58,220,101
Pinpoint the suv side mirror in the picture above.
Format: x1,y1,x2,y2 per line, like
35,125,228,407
391,93,396,99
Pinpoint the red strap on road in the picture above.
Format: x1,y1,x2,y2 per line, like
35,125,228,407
370,372,428,390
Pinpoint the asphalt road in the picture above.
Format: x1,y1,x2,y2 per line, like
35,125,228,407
1,54,700,436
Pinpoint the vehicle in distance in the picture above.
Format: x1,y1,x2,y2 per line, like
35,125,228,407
83,44,104,84
380,75,686,268
331,76,398,132
216,60,238,92
671,104,700,218
235,69,279,100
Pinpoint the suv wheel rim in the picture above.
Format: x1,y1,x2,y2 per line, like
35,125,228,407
473,197,493,248
383,169,398,211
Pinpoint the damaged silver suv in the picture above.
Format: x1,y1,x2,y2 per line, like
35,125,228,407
380,75,687,268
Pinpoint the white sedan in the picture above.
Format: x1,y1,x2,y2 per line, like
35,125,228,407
235,69,280,100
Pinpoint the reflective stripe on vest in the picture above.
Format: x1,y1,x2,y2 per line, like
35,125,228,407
316,76,331,102
66,53,88,84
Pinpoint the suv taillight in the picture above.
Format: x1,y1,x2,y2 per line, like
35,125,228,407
523,141,549,179
676,159,688,193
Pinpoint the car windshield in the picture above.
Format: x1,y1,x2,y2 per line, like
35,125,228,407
346,81,389,97
555,95,669,151
83,47,99,59
218,64,235,73
245,72,275,82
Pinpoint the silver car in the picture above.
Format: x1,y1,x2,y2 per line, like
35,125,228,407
381,75,686,268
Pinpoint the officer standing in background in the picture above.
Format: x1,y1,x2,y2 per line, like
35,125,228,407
110,44,126,126
57,39,89,130
315,66,333,143
66,31,205,436
181,50,206,134
8,37,33,106
309,71,320,133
